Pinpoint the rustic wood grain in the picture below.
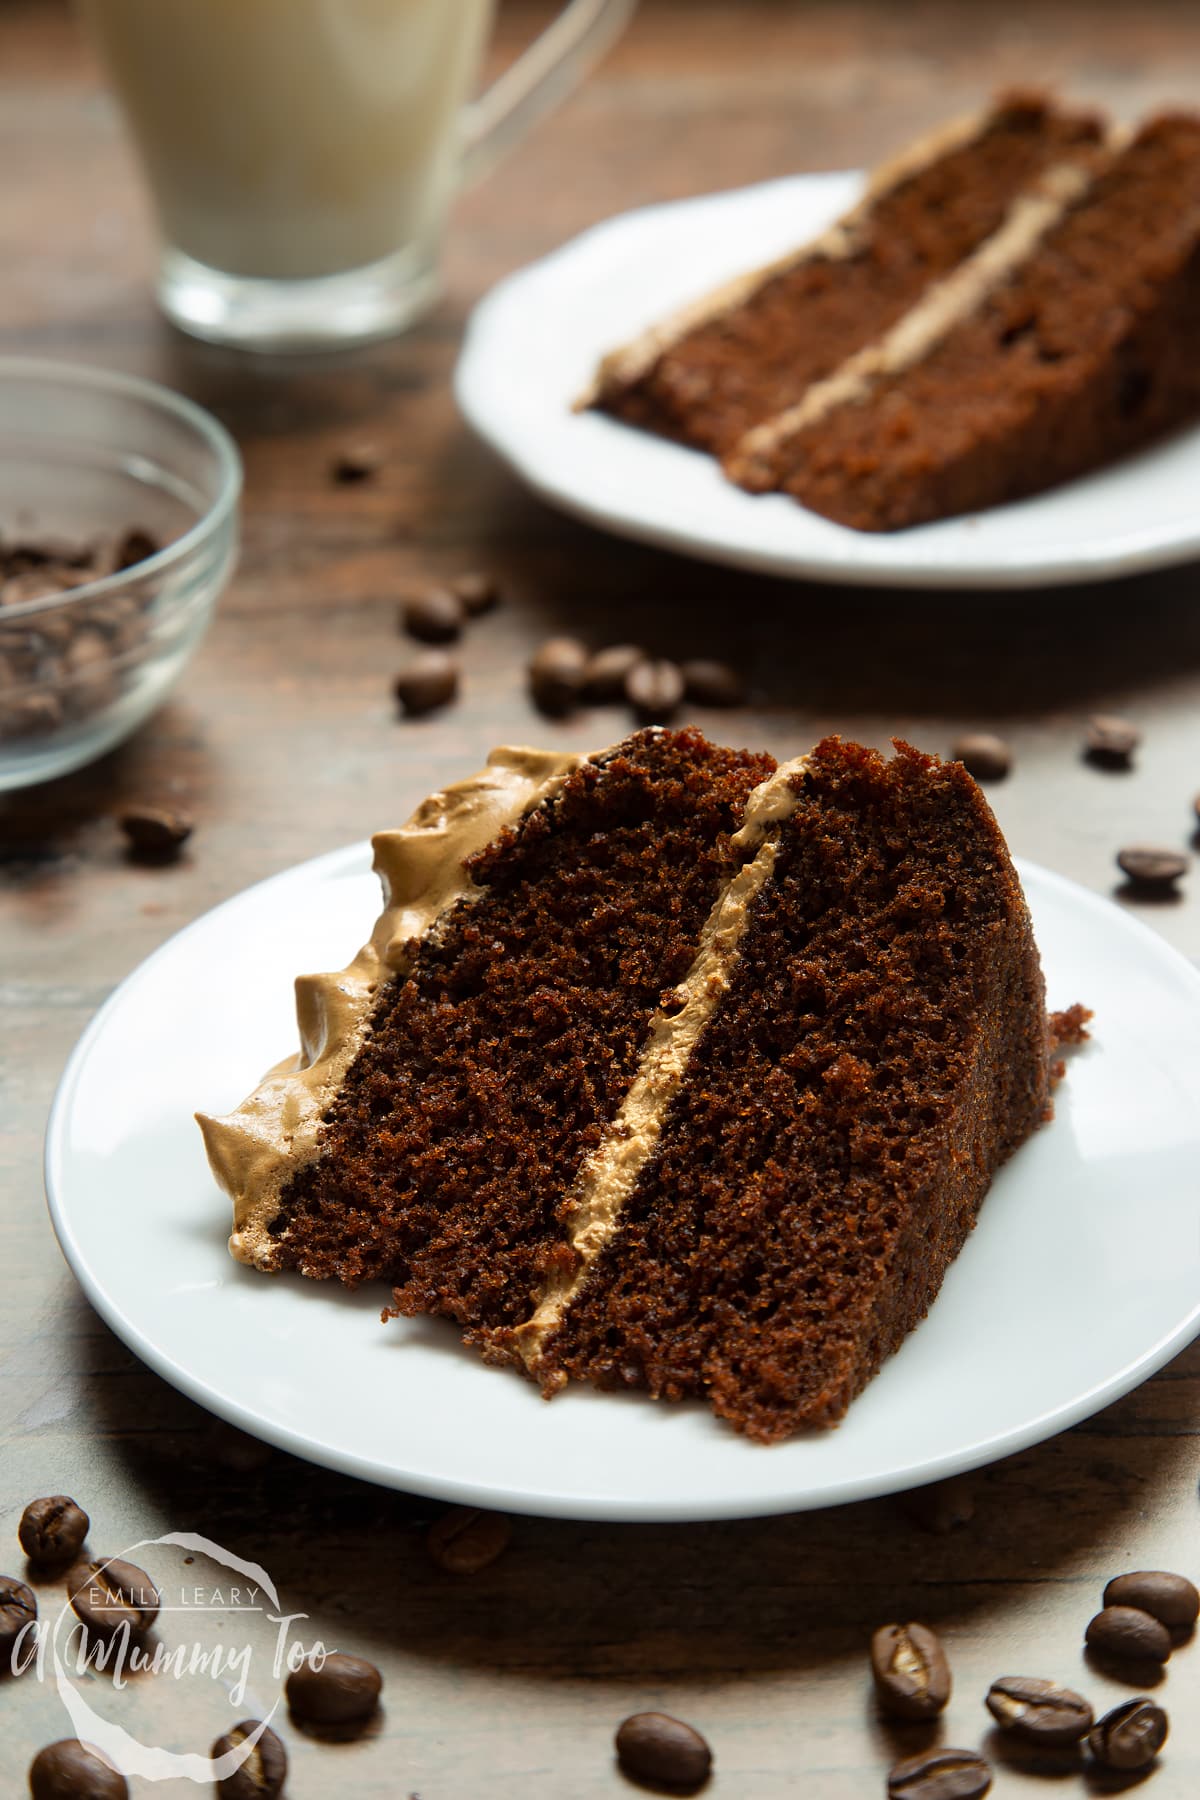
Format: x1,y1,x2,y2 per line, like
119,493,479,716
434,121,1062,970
2,1,1199,1794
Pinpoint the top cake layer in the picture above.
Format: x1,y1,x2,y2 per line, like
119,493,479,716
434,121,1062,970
587,92,1103,456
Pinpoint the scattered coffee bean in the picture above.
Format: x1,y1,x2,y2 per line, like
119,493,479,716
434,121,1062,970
29,1740,128,1800
427,1506,511,1575
401,587,465,645
582,643,646,703
113,528,161,571
1085,1604,1171,1664
286,1651,382,1726
870,1622,952,1722
680,658,746,709
951,732,1011,782
1087,1697,1168,1772
1085,714,1140,768
529,636,587,716
18,1496,89,1566
330,445,380,484
119,805,194,860
394,650,458,717
67,1557,160,1638
626,657,684,723
615,1712,712,1792
212,1720,288,1799
899,1476,975,1535
887,1746,991,1800
0,1575,36,1661
451,571,500,617
985,1675,1093,1745
1116,846,1187,890
1103,1570,1199,1631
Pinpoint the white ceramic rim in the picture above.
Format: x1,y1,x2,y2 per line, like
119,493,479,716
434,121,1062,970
42,847,1200,1521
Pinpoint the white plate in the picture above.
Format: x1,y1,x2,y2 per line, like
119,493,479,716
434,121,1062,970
455,171,1200,590
46,847,1200,1521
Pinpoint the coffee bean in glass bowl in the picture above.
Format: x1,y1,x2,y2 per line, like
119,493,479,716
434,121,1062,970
427,1506,511,1575
984,1675,1093,1745
1103,1570,1200,1632
1085,1604,1171,1664
29,1740,128,1800
286,1650,382,1727
66,1557,160,1638
1087,1697,1168,1772
212,1720,288,1799
18,1495,89,1567
870,1622,951,1721
615,1712,712,1792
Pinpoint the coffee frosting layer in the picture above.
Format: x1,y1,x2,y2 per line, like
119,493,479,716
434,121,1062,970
197,745,584,1270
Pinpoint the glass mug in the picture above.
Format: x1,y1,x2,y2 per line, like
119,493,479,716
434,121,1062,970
79,0,635,351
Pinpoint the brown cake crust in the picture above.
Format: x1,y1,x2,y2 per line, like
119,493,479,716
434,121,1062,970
269,729,774,1320
593,94,1102,456
530,739,1050,1441
732,115,1200,530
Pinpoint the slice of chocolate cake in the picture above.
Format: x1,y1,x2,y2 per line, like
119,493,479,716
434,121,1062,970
727,114,1200,530
585,93,1103,456
200,731,1059,1441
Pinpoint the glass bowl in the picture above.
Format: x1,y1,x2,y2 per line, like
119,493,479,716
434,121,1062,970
0,358,241,790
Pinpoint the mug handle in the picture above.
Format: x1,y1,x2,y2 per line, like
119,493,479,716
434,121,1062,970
462,0,637,186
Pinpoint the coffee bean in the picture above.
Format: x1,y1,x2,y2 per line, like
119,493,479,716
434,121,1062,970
330,445,380,484
529,637,587,716
0,1575,36,1663
113,528,161,570
18,1496,89,1566
1116,846,1187,890
626,657,684,723
119,805,194,860
681,659,747,708
67,1557,160,1637
899,1476,974,1535
615,1712,712,1791
985,1675,1093,1745
427,1506,511,1575
286,1650,382,1726
887,1747,991,1800
212,1720,288,1799
62,628,119,716
394,650,458,717
951,733,1011,781
3,691,64,738
870,1622,952,1721
401,587,465,645
1087,1697,1168,1772
1085,1604,1171,1664
29,1740,128,1800
1085,714,1140,767
451,571,500,617
582,643,645,703
86,596,142,656
1103,1570,1199,1631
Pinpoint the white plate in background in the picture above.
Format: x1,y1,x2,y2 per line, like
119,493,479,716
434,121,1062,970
456,172,1200,590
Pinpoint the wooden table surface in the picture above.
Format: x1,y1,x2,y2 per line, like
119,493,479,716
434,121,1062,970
3,1,1200,1793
